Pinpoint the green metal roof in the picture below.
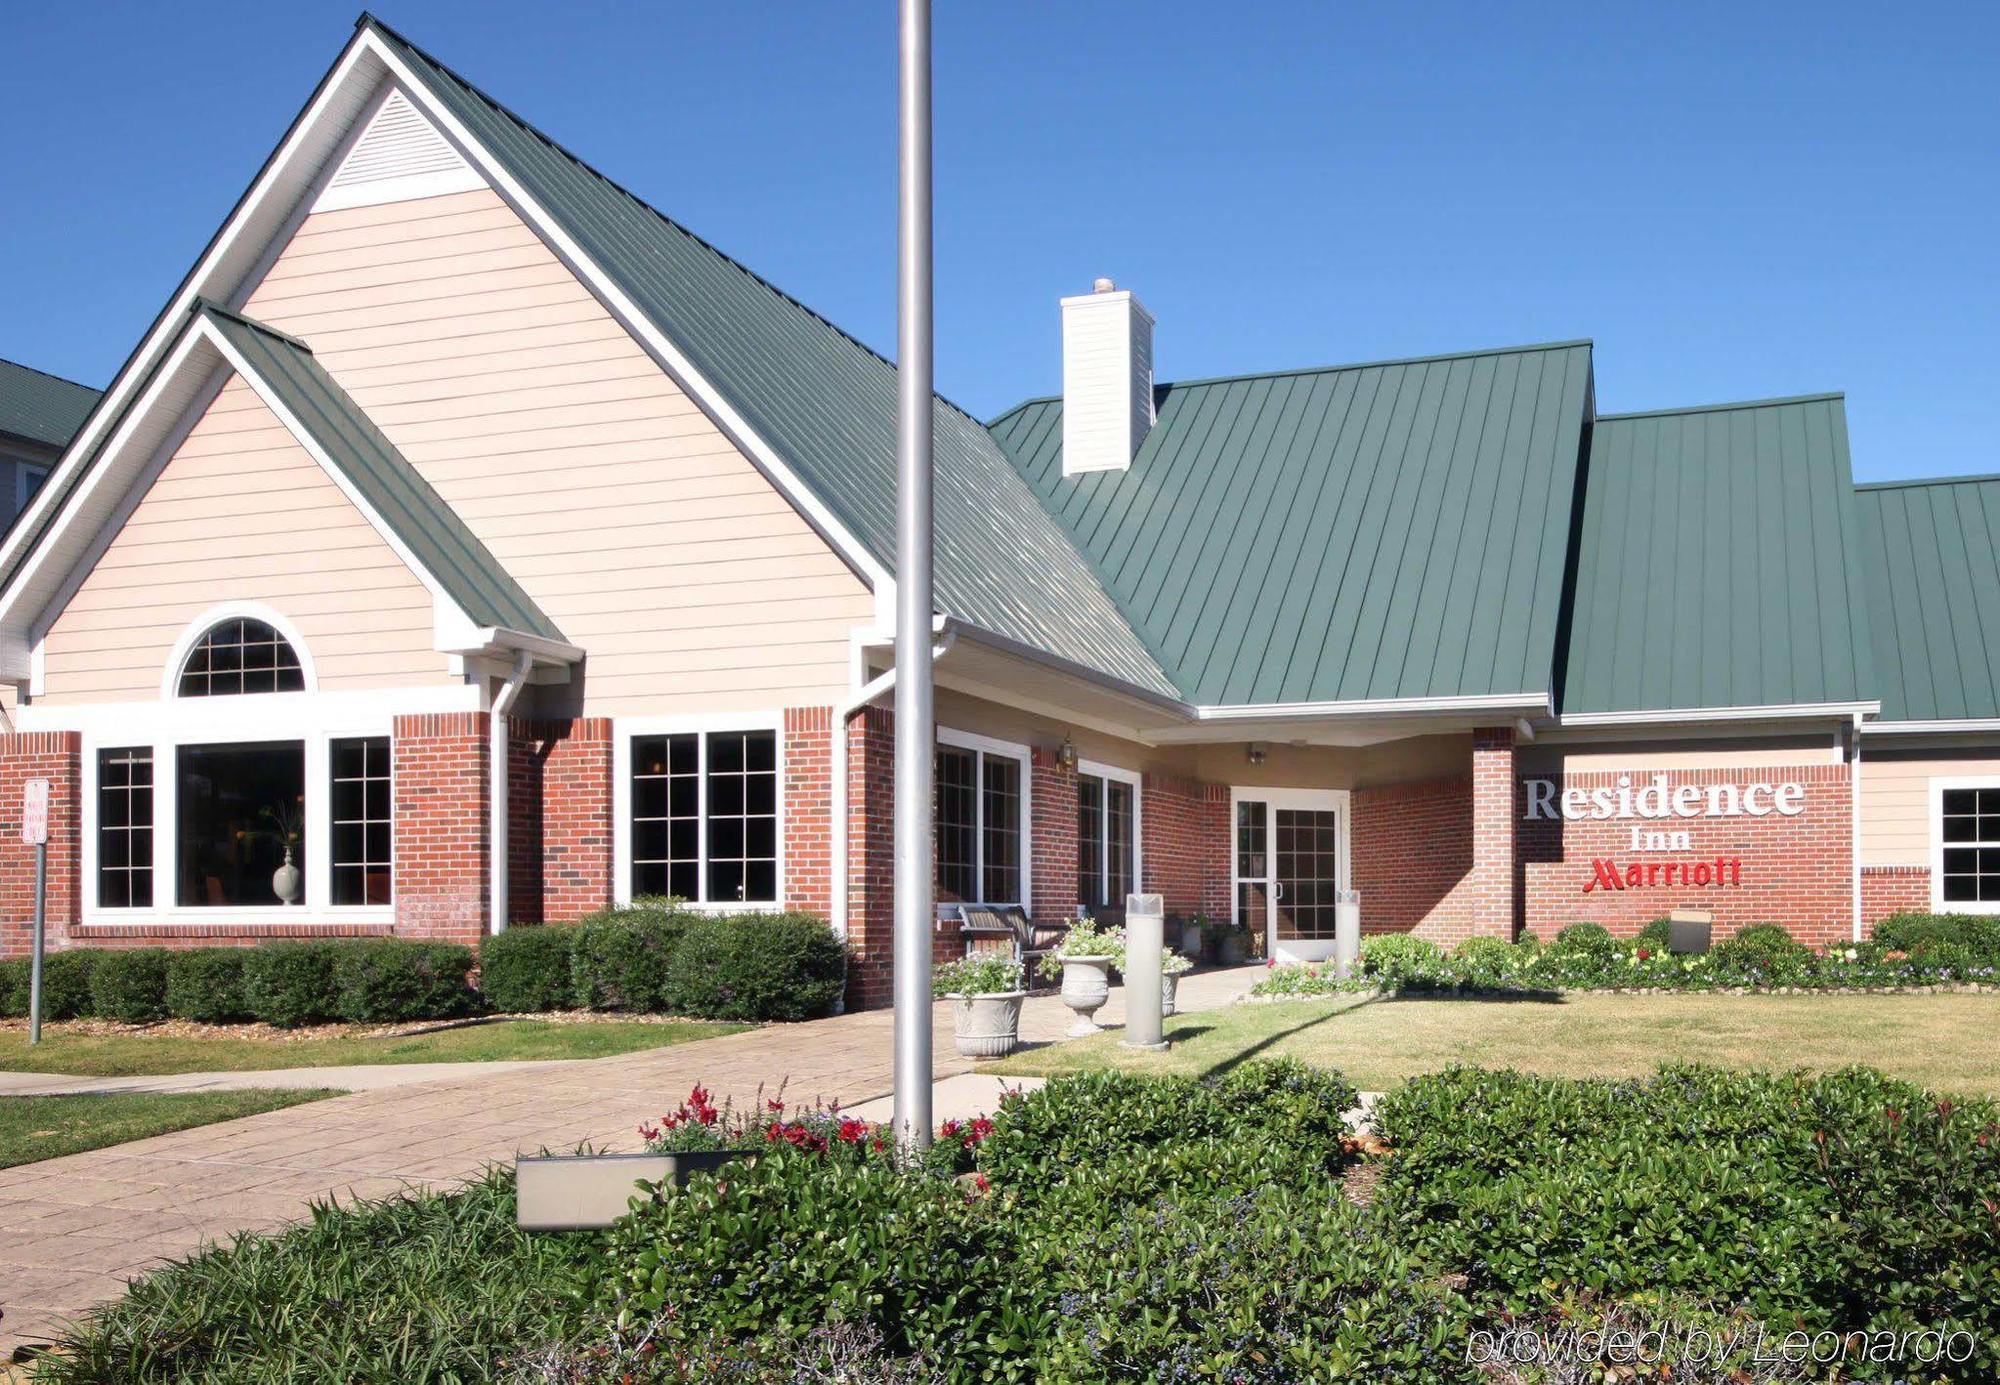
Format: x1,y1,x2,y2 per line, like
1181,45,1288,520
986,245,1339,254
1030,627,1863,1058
201,301,563,642
1855,476,2000,722
0,357,100,450
367,17,1176,698
1560,394,1875,715
989,343,1594,706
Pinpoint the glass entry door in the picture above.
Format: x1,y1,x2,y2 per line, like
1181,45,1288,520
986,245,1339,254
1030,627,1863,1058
1232,789,1350,962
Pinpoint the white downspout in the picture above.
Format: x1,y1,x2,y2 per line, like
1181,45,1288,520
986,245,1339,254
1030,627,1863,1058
1850,713,1864,943
489,650,533,936
830,629,955,940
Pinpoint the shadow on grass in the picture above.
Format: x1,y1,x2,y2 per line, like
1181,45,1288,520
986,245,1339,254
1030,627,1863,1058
1379,988,1566,1005
1192,992,1391,1081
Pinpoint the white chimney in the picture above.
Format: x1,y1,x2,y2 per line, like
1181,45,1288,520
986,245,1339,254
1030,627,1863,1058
1060,278,1155,476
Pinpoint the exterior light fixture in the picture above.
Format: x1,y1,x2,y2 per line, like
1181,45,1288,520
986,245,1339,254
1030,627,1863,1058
1247,741,1269,765
1056,734,1078,771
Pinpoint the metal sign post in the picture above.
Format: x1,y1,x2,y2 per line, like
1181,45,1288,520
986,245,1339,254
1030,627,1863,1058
22,778,50,1045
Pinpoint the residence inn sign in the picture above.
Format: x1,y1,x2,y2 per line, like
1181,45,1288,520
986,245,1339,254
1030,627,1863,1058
1524,773,1811,897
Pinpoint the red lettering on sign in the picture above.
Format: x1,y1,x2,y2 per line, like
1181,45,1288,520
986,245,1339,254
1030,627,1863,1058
1580,858,1743,894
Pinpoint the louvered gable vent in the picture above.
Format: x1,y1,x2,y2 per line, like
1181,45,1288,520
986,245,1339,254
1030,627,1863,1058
313,87,486,212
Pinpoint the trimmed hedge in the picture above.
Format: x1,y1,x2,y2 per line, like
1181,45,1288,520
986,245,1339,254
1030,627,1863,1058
334,940,477,1023
0,957,26,1018
88,948,174,1023
1877,910,2000,955
37,950,101,1021
164,949,252,1023
664,911,845,1021
568,898,692,1011
240,942,344,1028
478,926,578,1014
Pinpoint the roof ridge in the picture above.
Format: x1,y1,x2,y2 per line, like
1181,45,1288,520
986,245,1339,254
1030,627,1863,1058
0,356,101,395
985,338,1596,423
359,13,993,430
1597,391,1844,422
1856,472,2000,492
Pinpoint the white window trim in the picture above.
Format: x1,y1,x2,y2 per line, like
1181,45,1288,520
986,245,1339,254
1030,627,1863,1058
1929,775,2000,914
1075,757,1143,912
160,602,321,699
1227,786,1354,945
612,712,786,911
936,726,1033,911
14,462,49,515
78,694,402,928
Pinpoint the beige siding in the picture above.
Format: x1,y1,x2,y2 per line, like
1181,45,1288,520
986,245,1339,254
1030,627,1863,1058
38,376,446,702
241,188,873,714
1860,744,2000,867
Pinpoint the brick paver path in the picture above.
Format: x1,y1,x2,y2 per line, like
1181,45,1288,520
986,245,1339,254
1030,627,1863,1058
0,967,1259,1353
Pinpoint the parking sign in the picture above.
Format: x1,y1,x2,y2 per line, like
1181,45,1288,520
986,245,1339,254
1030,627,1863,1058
21,778,48,846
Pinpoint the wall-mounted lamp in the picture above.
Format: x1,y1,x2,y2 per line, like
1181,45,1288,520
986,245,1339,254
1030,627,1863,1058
1247,741,1269,766
1056,734,1079,771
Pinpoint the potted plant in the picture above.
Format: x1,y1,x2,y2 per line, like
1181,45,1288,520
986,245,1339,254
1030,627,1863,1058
1161,948,1194,1015
935,954,1027,1058
516,1084,760,1231
1202,917,1251,965
1178,913,1208,957
1037,916,1125,1037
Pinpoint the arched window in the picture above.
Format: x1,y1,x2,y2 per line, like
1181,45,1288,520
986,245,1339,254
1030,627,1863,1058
176,617,306,697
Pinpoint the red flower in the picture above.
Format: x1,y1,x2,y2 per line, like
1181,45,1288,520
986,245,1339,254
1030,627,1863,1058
1635,948,1652,961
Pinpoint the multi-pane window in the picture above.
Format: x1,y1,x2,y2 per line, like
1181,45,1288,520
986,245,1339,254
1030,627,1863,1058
629,730,777,904
1076,771,1136,911
177,618,305,697
932,741,1024,905
330,737,393,905
1941,786,2000,905
1235,800,1268,935
97,748,154,908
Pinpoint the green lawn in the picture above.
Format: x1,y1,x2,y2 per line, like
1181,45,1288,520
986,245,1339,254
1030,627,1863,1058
0,1089,341,1168
994,990,2000,1095
0,1017,748,1078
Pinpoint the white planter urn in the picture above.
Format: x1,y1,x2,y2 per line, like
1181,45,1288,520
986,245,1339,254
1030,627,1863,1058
951,991,1026,1058
1058,957,1114,1037
1162,972,1181,1016
271,847,302,906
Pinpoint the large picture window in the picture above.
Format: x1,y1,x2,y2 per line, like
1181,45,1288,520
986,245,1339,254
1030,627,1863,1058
1077,767,1137,910
932,737,1025,906
176,742,305,908
1940,784,2000,906
630,729,777,905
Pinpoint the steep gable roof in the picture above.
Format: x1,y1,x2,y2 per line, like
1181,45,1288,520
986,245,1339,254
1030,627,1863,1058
0,358,100,450
1560,394,1876,716
989,342,1594,708
364,16,1177,699
1855,475,2000,723
200,302,562,642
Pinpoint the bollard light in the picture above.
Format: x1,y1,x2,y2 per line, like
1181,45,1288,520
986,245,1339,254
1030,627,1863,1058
1120,892,1168,1052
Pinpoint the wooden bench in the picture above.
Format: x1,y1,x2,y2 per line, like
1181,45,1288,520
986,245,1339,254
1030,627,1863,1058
948,904,1071,983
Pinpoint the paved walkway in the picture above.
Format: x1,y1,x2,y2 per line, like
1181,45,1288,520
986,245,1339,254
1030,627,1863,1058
0,1059,565,1097
0,966,1259,1355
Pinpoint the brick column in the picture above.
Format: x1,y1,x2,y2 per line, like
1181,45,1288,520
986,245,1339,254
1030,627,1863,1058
392,712,489,946
1140,770,1230,917
784,706,833,918
0,732,81,959
844,706,895,1009
1031,745,1080,923
510,717,613,924
1469,725,1517,940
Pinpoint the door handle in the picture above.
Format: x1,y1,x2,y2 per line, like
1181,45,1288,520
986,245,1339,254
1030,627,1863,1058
1273,882,1284,902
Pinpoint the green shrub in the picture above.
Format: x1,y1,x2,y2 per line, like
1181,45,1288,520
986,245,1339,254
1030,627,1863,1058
242,941,343,1027
164,949,251,1023
664,911,845,1021
1876,911,2000,956
479,926,577,1013
334,940,477,1023
1709,923,1813,982
1634,916,1673,948
1553,920,1617,955
1356,932,1442,982
568,899,693,1010
0,957,26,1018
87,948,174,1023
34,950,101,1021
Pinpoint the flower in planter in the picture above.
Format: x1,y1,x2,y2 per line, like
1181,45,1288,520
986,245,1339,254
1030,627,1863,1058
1035,916,1126,980
1161,949,1195,977
933,954,1024,996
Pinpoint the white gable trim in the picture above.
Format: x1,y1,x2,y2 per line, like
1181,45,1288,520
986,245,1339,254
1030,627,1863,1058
313,85,484,212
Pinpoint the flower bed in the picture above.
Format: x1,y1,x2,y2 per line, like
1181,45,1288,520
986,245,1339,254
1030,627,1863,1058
1253,913,2000,1001
44,1060,2000,1382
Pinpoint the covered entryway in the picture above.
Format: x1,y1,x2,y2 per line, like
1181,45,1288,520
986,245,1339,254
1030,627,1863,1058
1230,787,1351,962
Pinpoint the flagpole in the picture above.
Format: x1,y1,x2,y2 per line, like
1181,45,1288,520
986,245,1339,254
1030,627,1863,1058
891,0,935,1158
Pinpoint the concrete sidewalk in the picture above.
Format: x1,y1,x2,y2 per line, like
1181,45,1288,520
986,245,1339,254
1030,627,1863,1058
0,1059,568,1097
0,965,1259,1355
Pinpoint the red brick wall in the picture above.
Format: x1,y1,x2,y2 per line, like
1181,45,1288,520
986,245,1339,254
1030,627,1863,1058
785,706,833,918
1031,746,1079,924
1140,771,1229,917
392,712,489,946
1519,762,1853,945
508,717,613,925
1861,865,1928,935
844,706,896,1009
1350,774,1474,942
0,733,80,959
1468,727,1518,941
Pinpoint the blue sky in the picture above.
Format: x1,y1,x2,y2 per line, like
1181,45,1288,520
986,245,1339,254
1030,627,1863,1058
4,2,1992,480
